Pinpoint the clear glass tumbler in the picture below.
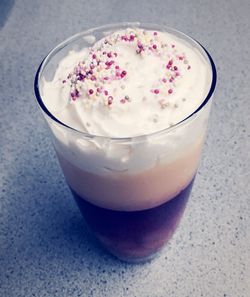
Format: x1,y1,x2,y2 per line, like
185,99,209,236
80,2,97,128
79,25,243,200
34,23,216,262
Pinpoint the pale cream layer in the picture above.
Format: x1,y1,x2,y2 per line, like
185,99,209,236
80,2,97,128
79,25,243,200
56,138,203,211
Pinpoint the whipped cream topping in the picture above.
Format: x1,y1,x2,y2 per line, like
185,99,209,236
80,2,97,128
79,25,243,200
42,28,211,137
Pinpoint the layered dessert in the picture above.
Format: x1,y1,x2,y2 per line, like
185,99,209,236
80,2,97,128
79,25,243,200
40,26,213,261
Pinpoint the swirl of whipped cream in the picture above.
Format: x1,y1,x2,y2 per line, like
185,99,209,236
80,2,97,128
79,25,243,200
42,28,211,138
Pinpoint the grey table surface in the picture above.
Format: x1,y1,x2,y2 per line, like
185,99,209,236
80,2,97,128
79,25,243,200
0,0,250,296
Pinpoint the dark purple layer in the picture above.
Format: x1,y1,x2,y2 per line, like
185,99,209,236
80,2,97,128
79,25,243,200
71,178,194,261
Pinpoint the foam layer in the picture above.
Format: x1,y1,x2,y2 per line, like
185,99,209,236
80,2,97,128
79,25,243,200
42,28,211,138
56,137,202,210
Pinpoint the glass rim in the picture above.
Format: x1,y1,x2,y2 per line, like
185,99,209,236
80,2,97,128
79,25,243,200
34,22,217,142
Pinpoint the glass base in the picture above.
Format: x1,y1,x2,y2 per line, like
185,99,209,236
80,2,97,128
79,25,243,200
71,178,194,263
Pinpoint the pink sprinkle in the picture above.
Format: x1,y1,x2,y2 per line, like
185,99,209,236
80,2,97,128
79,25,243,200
121,70,127,78
78,73,85,81
154,89,160,94
103,76,109,80
172,44,175,48
152,44,157,50
104,90,108,96
92,54,96,59
162,78,167,83
71,89,79,99
166,59,173,69
138,42,143,49
120,98,126,104
168,88,173,94
187,65,191,70
103,51,106,55
115,65,120,70
114,52,118,57
121,35,128,41
129,35,135,41
89,89,94,95
169,78,173,83
97,88,101,93
115,71,121,77
175,71,180,77
107,52,112,58
153,32,158,36
62,80,66,84
108,96,113,105
174,66,178,71
105,60,114,67
179,56,184,60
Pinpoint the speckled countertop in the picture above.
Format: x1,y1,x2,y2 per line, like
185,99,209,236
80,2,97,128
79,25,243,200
0,0,250,296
